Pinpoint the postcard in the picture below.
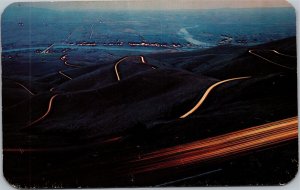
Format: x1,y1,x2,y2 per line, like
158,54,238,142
1,0,298,188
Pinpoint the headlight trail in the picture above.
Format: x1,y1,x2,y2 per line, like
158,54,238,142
180,76,251,118
26,94,59,128
248,49,295,70
58,71,72,80
131,117,298,174
15,82,35,96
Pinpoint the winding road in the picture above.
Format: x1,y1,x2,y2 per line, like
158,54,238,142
64,61,81,68
49,54,82,91
140,55,146,64
6,51,298,183
25,53,84,126
58,70,72,80
28,53,80,125
270,49,296,58
114,56,129,81
179,49,295,119
248,49,295,70
180,76,251,118
27,94,59,127
60,54,82,68
27,52,82,127
41,43,54,54
114,55,155,81
15,82,35,96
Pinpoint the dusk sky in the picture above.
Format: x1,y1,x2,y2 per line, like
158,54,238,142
24,0,293,11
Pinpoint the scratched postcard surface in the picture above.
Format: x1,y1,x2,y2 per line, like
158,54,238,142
1,0,298,188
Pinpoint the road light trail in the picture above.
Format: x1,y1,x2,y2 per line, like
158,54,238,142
141,117,297,160
270,50,296,58
140,56,146,64
131,117,298,174
114,56,129,81
58,71,72,80
26,94,59,127
15,82,35,96
64,61,81,68
60,55,82,68
180,76,251,119
248,50,295,70
114,56,156,81
41,43,54,54
139,55,157,69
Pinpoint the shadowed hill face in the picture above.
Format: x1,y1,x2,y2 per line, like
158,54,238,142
4,67,218,138
147,37,297,79
2,37,297,140
2,37,298,187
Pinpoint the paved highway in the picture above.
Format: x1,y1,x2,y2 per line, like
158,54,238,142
27,94,59,127
25,53,82,126
49,55,82,91
140,55,146,64
131,116,298,174
180,76,251,118
58,71,72,80
114,55,155,81
15,82,35,96
41,43,54,54
248,49,295,70
60,55,82,68
114,56,129,81
139,55,157,69
64,61,81,68
270,50,296,58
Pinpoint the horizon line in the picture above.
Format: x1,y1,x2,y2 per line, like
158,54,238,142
12,0,293,11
